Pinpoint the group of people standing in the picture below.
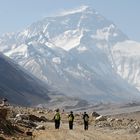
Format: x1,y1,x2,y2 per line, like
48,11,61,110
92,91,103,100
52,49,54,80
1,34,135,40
53,109,89,130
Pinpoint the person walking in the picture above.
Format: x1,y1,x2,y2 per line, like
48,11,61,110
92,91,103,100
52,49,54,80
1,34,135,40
54,109,61,129
83,112,89,130
68,111,74,130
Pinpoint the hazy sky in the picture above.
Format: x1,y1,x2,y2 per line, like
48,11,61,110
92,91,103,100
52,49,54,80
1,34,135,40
0,0,140,42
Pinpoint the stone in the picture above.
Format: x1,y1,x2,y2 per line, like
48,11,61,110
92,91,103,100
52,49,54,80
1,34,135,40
16,114,28,120
29,115,42,122
26,131,33,136
92,112,100,117
95,115,107,121
39,116,48,122
107,118,115,122
36,125,45,130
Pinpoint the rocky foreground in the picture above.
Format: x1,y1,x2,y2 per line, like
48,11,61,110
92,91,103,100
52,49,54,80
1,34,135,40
0,106,140,140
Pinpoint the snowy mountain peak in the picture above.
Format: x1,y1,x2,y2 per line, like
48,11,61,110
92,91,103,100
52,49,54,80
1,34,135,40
18,5,127,52
0,6,140,103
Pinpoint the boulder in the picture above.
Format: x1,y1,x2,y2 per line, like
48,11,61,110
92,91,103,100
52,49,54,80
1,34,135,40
16,119,37,128
92,112,100,117
37,110,44,114
95,115,107,121
29,115,48,122
15,114,28,120
40,116,48,122
25,131,33,136
107,118,115,123
36,125,45,130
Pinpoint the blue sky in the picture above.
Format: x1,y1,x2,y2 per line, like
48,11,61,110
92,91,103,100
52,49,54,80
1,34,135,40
0,0,140,42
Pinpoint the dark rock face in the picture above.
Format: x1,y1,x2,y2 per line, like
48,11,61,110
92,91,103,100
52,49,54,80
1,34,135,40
92,112,100,117
0,53,50,106
28,114,47,122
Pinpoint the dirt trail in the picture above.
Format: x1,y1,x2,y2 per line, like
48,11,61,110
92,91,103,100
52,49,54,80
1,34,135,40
33,122,137,140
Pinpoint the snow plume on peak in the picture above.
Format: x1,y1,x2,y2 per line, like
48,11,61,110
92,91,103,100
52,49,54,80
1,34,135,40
60,5,92,16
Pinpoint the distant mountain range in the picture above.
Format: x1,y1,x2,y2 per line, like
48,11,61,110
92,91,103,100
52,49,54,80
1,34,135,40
1,6,140,103
0,53,50,106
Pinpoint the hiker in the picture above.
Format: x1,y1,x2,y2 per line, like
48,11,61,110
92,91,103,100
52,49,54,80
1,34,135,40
83,112,89,130
68,111,74,130
53,109,61,129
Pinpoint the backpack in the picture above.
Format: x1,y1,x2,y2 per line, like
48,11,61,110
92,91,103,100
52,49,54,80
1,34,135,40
84,115,89,122
55,113,60,120
68,115,73,121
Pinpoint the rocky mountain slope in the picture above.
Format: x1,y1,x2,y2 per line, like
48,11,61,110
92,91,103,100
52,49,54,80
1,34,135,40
0,53,50,106
111,40,140,91
0,6,140,103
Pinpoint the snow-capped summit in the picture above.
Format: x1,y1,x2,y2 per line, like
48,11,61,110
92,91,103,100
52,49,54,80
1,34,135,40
0,6,140,103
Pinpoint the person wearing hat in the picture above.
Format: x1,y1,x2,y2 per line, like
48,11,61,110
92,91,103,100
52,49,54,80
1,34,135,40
68,111,74,130
83,112,89,130
53,109,61,129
